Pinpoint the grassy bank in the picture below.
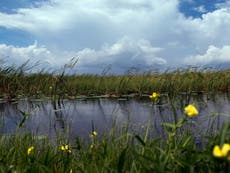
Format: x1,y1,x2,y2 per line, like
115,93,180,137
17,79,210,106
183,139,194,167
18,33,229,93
0,63,229,100
0,107,229,173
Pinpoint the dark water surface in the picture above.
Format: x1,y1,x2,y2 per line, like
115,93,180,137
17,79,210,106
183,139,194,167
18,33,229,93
0,94,229,141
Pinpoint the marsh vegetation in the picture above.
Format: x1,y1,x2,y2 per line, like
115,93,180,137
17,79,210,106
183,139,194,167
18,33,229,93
0,61,229,172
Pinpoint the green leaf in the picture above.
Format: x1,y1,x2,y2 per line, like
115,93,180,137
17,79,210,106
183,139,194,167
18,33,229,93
117,147,127,173
162,122,176,129
182,136,192,148
33,135,47,140
220,123,230,146
17,110,32,127
134,135,146,146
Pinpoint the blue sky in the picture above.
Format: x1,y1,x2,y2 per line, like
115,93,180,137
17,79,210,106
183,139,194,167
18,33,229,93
0,0,230,73
180,0,226,17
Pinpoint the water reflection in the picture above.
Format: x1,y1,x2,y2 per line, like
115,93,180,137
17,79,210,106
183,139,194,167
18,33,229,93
0,94,229,141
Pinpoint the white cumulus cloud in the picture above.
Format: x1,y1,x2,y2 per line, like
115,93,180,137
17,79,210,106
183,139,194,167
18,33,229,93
0,0,230,72
0,42,52,64
77,37,166,67
184,45,230,65
0,37,166,73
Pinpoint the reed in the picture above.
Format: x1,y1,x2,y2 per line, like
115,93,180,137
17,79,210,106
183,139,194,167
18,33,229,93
0,62,229,100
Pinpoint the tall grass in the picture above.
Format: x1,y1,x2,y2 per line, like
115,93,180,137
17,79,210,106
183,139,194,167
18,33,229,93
0,62,229,100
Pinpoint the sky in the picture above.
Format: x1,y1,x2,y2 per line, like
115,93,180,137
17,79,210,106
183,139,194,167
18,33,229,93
0,0,230,73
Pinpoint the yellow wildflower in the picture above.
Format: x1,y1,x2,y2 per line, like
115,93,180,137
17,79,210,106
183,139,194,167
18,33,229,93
149,92,160,101
60,145,71,153
184,104,199,117
91,131,98,137
213,143,230,159
27,146,34,155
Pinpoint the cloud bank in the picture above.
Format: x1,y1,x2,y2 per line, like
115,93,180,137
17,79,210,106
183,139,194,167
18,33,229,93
0,37,166,73
0,0,230,73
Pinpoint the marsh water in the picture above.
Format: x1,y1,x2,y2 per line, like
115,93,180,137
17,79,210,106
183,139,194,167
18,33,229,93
0,93,229,141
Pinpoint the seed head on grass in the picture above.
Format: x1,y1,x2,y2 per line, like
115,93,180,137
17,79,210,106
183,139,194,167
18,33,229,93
27,146,34,155
60,145,71,153
213,143,230,160
149,92,160,101
184,104,199,117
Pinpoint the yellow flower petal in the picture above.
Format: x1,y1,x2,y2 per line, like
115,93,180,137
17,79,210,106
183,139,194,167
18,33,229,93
27,146,34,155
61,145,71,153
213,145,224,157
92,131,98,137
65,145,69,150
213,144,230,158
222,143,230,156
184,104,199,117
149,92,160,101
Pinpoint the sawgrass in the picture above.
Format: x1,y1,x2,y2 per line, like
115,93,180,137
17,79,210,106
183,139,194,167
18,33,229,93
0,62,229,99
